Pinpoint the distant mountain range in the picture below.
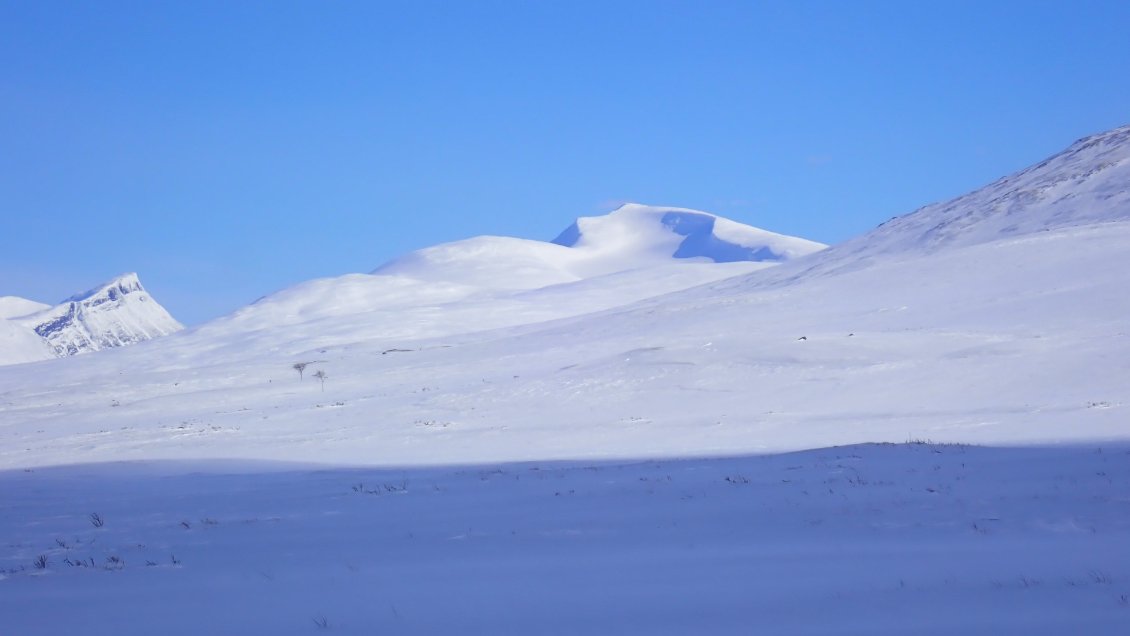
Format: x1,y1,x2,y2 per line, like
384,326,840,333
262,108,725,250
3,123,1128,378
0,124,1128,468
0,207,823,367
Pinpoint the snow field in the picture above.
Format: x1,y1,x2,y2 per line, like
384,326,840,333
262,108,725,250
2,442,1127,635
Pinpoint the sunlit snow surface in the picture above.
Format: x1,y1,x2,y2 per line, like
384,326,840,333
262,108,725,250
2,128,1130,633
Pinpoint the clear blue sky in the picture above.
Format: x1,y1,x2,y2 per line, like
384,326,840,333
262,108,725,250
3,1,1128,325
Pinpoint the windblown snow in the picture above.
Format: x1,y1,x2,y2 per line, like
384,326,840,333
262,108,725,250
2,126,1129,635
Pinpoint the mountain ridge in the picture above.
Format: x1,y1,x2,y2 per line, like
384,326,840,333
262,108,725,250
696,123,1130,294
851,124,1130,256
0,273,182,365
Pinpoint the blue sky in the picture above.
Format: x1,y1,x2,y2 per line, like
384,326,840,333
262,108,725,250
3,1,1129,325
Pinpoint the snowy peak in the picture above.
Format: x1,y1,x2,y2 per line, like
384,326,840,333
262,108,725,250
15,273,183,358
858,124,1130,256
553,203,826,264
375,204,826,290
63,272,145,304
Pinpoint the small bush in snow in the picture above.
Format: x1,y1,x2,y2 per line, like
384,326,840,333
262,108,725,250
292,362,309,381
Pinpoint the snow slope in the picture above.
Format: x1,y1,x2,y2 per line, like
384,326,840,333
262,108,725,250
192,206,819,350
767,123,1130,282
0,296,49,319
0,297,54,364
870,124,1130,252
0,318,51,366
1,273,183,365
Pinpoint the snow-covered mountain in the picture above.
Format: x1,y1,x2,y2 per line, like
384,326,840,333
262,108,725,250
764,124,1130,283
872,124,1130,251
373,203,825,288
194,205,823,349
552,203,824,264
0,273,182,365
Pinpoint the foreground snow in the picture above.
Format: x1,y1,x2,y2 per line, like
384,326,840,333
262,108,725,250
2,442,1127,635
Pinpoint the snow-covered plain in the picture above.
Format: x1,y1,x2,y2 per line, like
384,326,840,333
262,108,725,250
3,443,1127,634
2,127,1129,633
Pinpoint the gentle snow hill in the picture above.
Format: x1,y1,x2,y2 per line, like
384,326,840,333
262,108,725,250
0,127,1128,469
187,205,819,350
0,296,50,319
0,297,55,364
375,203,825,287
0,273,183,367
0,319,52,366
